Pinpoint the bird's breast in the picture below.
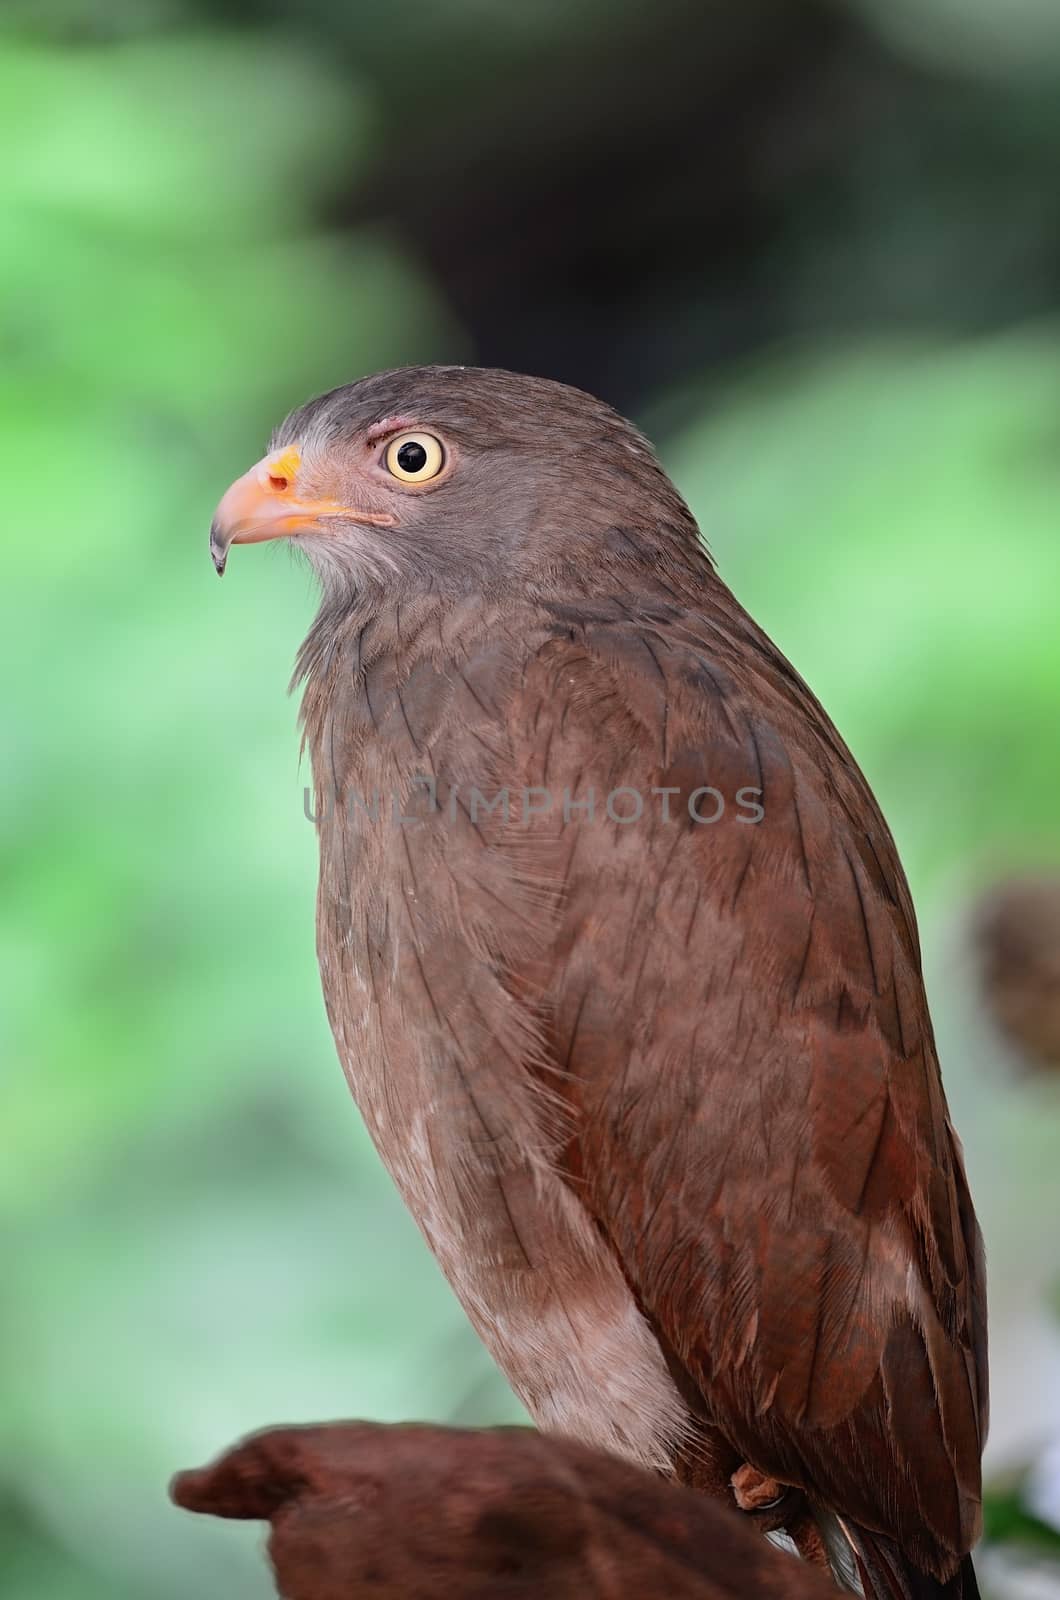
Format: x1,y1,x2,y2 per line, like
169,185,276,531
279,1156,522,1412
311,727,691,1474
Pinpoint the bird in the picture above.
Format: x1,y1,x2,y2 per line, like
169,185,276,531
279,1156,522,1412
172,1419,837,1600
209,365,987,1598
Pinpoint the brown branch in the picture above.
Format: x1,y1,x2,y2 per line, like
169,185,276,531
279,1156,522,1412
172,1420,835,1599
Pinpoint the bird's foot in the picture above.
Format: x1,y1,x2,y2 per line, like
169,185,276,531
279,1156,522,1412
731,1465,825,1555
731,1463,788,1514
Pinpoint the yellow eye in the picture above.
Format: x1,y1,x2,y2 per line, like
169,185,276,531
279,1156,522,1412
384,431,445,483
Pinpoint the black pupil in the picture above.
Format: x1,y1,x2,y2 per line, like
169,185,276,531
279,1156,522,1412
396,440,428,474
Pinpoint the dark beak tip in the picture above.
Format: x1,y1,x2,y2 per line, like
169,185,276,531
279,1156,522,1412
209,521,228,577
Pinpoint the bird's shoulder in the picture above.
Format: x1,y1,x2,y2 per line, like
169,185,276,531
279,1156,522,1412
499,590,915,922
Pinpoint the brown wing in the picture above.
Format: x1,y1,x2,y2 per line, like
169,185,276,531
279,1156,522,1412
492,597,986,1580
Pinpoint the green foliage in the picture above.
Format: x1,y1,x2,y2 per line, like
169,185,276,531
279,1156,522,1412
3,6,1060,1599
984,1485,1060,1554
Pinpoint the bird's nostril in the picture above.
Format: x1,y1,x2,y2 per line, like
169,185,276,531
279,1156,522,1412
267,473,289,492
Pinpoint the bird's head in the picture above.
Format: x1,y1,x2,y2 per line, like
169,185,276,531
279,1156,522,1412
208,365,703,597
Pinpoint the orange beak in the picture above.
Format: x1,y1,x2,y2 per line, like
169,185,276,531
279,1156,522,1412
208,446,395,575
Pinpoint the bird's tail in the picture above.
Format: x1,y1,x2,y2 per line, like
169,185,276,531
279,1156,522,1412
840,1522,981,1600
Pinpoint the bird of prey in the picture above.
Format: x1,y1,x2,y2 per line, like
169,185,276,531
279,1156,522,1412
209,367,987,1599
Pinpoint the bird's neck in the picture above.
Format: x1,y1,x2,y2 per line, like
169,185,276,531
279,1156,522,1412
294,530,726,783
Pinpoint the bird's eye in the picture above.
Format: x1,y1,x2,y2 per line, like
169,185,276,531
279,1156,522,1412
384,432,445,483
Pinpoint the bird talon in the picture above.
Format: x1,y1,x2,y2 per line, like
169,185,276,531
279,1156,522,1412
731,1463,788,1514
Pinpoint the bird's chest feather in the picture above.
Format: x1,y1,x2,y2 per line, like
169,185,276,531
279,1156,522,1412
307,639,690,1470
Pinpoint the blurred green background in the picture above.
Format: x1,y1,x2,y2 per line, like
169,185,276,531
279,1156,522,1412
3,1,1060,1595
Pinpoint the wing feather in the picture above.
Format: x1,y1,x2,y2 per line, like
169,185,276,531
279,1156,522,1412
485,598,986,1579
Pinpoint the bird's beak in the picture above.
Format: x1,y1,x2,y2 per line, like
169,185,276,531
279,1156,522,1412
208,446,395,575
